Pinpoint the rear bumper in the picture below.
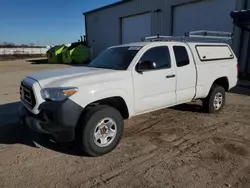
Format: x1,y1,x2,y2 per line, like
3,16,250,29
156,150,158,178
19,99,83,142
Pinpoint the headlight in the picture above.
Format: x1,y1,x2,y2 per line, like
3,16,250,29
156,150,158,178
40,87,78,101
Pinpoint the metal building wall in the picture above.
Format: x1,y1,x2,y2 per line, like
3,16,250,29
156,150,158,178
85,0,237,57
234,0,250,76
85,0,166,57
171,0,235,37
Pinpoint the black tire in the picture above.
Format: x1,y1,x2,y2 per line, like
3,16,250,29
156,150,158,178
203,84,226,113
79,105,124,157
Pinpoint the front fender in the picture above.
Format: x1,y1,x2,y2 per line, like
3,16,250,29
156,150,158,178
69,88,134,117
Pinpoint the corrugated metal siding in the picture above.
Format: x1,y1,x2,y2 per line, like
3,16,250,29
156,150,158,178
172,0,235,36
85,0,166,56
235,0,250,75
85,0,238,57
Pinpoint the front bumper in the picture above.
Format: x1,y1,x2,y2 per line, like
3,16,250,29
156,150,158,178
19,99,83,142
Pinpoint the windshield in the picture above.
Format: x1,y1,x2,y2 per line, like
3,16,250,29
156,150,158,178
88,47,140,70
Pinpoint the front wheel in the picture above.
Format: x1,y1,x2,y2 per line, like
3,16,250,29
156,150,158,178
203,84,226,113
79,105,124,157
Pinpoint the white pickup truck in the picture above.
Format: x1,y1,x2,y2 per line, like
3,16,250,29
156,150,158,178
19,38,238,156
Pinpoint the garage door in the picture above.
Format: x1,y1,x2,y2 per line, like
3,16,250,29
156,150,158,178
173,0,236,36
122,13,151,44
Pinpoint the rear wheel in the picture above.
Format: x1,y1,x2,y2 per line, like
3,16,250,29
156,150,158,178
203,84,226,113
79,105,124,157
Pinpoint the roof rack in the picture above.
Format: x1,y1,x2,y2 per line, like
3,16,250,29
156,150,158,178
141,30,233,43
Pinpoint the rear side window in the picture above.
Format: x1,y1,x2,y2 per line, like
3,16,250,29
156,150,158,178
196,45,234,61
173,46,190,67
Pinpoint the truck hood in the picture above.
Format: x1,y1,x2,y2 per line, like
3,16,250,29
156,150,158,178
27,66,120,88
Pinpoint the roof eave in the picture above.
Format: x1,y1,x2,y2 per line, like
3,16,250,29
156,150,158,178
83,0,133,15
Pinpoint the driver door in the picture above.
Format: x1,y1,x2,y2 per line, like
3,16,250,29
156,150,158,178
132,45,176,114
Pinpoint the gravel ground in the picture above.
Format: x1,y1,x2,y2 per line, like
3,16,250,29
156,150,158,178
0,58,250,188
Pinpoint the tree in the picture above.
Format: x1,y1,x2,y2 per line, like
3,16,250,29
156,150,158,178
3,42,8,46
30,43,35,47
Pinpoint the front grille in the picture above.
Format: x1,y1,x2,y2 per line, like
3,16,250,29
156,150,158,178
20,82,36,109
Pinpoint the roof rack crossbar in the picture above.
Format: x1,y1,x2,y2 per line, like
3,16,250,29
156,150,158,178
142,30,232,42
187,30,232,36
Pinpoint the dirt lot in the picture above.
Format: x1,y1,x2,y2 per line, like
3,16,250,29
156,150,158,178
1,58,250,188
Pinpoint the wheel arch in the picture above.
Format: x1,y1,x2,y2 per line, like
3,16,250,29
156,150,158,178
212,77,229,92
71,88,133,118
85,96,130,119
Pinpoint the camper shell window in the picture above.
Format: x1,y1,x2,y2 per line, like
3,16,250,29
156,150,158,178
195,45,234,61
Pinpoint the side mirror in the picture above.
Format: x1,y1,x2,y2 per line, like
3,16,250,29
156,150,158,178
136,60,156,73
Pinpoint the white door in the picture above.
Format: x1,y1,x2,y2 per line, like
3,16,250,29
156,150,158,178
122,13,151,44
132,46,176,114
171,44,196,103
172,0,236,36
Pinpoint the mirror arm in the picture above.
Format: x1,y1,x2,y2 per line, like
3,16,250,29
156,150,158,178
136,69,143,75
135,63,143,74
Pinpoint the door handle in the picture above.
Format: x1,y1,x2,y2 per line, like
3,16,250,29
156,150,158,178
166,74,175,78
